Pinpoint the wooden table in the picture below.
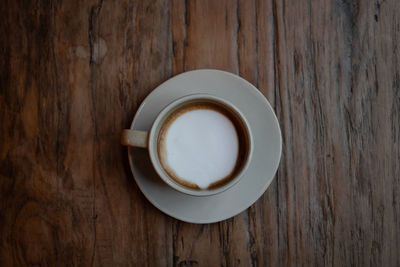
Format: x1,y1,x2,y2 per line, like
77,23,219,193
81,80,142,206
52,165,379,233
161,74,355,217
1,0,399,266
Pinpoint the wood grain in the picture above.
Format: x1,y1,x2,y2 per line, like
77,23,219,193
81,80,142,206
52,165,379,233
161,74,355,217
1,0,399,266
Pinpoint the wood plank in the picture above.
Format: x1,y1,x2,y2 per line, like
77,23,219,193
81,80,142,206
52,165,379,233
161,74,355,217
0,0,399,266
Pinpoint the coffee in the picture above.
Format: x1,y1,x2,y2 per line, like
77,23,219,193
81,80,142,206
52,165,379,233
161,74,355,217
158,102,249,190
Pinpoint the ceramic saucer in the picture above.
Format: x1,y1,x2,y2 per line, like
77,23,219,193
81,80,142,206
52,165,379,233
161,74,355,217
128,69,282,223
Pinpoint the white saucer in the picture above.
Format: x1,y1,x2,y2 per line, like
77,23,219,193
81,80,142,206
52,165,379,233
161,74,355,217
128,70,282,223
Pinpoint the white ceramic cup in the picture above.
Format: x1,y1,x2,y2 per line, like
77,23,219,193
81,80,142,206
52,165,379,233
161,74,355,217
121,94,253,196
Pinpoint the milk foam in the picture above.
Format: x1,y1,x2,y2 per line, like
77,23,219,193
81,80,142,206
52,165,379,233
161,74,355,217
163,108,239,189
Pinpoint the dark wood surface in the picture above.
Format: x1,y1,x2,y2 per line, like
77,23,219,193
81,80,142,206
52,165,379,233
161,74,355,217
1,0,399,266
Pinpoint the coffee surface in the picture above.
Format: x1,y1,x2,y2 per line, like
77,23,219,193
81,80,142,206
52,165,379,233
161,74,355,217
159,104,239,189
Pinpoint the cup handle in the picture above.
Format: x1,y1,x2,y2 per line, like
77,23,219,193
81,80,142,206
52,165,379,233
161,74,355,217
121,129,148,148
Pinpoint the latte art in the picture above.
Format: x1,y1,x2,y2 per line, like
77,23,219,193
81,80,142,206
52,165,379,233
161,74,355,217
158,103,244,190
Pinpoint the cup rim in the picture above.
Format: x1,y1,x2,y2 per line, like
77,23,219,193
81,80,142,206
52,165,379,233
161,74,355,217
147,93,253,197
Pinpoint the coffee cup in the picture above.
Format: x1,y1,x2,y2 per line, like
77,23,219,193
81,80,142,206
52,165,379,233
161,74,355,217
121,94,253,196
